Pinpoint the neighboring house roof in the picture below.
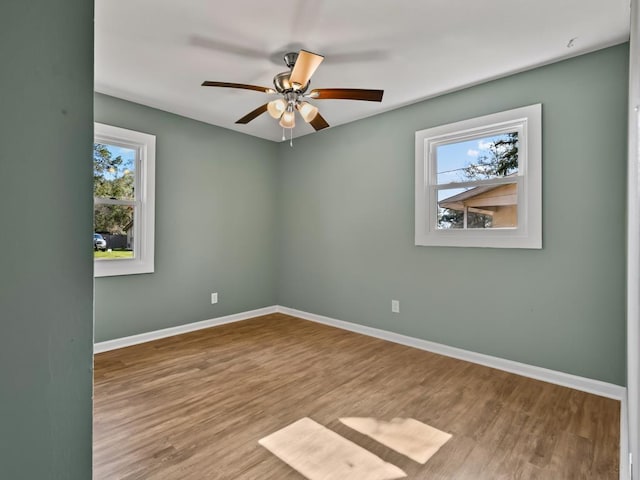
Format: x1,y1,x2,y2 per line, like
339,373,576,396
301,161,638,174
440,185,498,204
439,182,517,213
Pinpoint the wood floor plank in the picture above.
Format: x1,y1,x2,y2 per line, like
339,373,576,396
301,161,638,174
94,313,620,479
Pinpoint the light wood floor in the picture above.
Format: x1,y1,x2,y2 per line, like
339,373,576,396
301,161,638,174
94,313,620,479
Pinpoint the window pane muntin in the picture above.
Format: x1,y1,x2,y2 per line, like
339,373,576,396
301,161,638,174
431,174,519,191
93,197,136,207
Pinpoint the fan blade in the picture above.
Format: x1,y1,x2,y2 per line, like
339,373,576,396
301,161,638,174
202,81,274,94
235,103,269,124
309,88,384,102
289,50,324,88
310,112,330,131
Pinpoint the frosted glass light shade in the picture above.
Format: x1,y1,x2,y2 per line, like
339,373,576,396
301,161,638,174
279,110,296,128
297,102,318,123
267,99,287,119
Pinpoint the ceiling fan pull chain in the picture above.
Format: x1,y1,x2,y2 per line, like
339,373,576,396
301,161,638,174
290,128,293,147
282,126,286,141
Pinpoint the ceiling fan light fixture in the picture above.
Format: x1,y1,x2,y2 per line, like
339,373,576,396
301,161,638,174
279,110,296,128
297,101,319,123
267,98,287,119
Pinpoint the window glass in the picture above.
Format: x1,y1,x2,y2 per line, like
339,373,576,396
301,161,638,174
93,143,136,201
436,132,518,185
93,141,136,261
93,204,135,259
437,183,518,229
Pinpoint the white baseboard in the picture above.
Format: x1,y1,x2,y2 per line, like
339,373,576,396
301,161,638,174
93,306,278,353
95,303,626,401
276,306,627,401
93,303,628,477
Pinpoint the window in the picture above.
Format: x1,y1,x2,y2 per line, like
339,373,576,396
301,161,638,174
94,123,155,276
415,104,542,249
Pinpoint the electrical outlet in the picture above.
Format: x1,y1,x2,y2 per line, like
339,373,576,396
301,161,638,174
211,292,218,304
391,300,400,313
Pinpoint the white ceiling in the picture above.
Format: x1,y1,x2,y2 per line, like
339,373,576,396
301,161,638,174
95,0,630,142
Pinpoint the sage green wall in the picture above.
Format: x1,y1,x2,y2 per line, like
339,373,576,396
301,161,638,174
0,1,94,479
277,44,628,385
95,45,628,385
94,94,279,342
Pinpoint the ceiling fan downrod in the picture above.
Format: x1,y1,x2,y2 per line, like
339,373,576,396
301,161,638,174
283,51,299,69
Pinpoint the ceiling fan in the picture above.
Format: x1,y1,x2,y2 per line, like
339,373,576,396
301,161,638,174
202,49,384,136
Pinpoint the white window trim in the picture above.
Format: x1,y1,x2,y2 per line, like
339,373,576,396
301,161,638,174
94,123,156,277
415,104,542,249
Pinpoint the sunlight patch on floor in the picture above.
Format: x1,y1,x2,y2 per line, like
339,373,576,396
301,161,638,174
259,417,407,480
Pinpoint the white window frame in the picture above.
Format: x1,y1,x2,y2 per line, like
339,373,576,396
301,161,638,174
94,123,156,277
415,104,542,249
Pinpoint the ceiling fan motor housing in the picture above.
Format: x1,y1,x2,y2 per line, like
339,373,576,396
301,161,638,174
273,52,315,95
273,71,309,95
